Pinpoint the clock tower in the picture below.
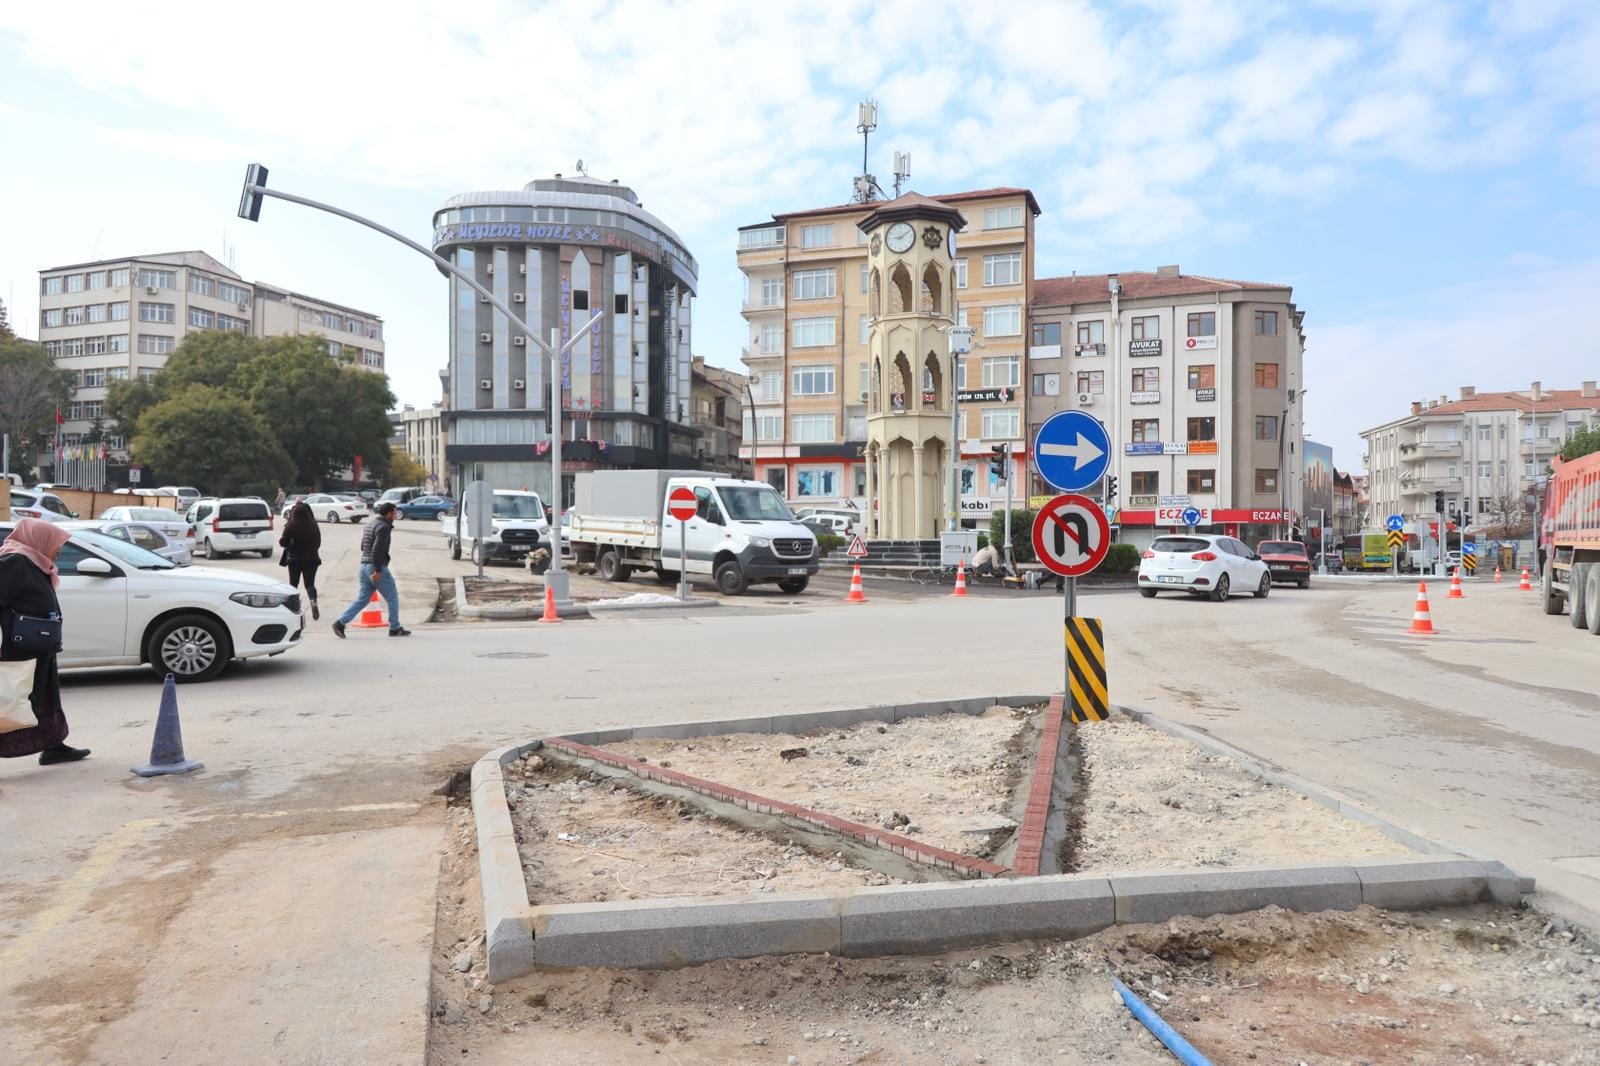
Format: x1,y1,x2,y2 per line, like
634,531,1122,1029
857,193,967,540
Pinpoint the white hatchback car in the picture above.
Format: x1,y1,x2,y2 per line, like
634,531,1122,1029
99,505,193,547
1137,533,1271,601
0,523,303,682
8,488,77,524
187,498,277,559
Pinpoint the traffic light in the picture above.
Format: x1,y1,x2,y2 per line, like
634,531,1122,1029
1434,490,1445,513
989,443,1008,480
1105,475,1118,501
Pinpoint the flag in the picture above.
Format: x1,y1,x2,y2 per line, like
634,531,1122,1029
54,407,64,425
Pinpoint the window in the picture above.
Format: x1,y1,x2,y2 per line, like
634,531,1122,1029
1131,367,1160,391
65,274,85,293
137,269,176,289
760,373,782,402
1186,311,1216,337
189,273,215,297
86,303,107,323
1187,364,1215,389
83,401,102,419
982,356,1020,387
758,323,782,353
84,336,105,355
955,259,968,288
1253,310,1278,335
42,309,62,328
956,360,967,389
1477,496,1492,514
1076,320,1105,345
67,402,82,419
791,365,836,395
65,306,84,325
753,413,782,441
956,307,968,327
1132,419,1159,442
1499,460,1508,477
217,313,249,334
1031,373,1060,397
109,302,129,321
87,271,107,290
1031,321,1061,347
984,205,1023,229
791,413,836,442
43,276,63,295
1499,424,1507,440
765,466,787,495
1254,415,1279,440
108,366,128,381
792,268,836,300
1187,469,1217,494
982,407,1020,438
1075,370,1104,394
1132,471,1158,495
860,265,869,294
572,290,589,311
791,317,835,347
1446,463,1457,477
982,253,1021,286
738,226,784,249
139,302,175,323
1187,417,1216,442
1253,362,1279,388
189,308,215,329
83,368,105,387
108,335,129,353
1131,316,1159,340
799,223,834,248
1477,424,1491,441
60,337,83,356
327,340,343,357
982,304,1021,336
218,282,250,305
107,268,129,287
1255,468,1279,494
1477,462,1491,478
138,368,159,383
795,467,842,497
758,276,782,307
137,335,175,354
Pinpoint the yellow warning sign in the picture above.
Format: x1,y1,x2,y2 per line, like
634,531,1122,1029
1462,553,1477,573
1065,617,1108,723
1387,531,1405,552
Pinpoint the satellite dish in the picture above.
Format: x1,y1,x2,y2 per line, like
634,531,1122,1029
575,158,586,175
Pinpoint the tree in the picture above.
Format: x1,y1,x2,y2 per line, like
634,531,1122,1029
0,339,74,468
0,296,14,341
1482,488,1533,540
132,384,294,497
1560,424,1600,462
387,446,428,486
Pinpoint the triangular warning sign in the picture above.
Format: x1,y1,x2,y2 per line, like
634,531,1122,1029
846,534,869,558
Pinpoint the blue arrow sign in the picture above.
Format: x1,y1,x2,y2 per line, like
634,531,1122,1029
1181,507,1202,527
1462,541,1476,556
1032,411,1110,493
1386,514,1405,532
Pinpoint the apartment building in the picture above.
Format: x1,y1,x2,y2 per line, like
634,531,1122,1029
37,250,384,474
689,356,748,477
1361,382,1600,529
738,188,1038,514
1028,267,1306,547
398,403,448,492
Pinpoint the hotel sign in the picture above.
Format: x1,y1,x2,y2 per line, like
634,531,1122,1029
1129,339,1162,357
434,221,667,267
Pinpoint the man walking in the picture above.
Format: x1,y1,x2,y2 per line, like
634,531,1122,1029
332,501,411,638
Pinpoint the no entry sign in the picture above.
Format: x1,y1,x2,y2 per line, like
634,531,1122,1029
667,486,697,521
1031,493,1111,578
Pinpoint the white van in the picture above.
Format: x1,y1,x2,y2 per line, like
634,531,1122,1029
441,489,548,566
188,497,276,559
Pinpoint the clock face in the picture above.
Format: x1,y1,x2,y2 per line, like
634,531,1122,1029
947,228,958,257
886,222,915,253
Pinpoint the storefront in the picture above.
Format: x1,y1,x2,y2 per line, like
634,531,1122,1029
1112,508,1290,549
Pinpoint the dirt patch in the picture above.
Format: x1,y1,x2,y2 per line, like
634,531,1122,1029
432,789,1600,1065
603,708,1032,857
1072,716,1417,871
508,759,887,903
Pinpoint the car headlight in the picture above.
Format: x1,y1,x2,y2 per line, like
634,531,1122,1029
230,591,295,608
748,536,772,548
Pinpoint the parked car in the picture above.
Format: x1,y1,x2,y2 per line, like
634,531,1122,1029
1313,551,1345,574
800,513,854,536
98,505,193,548
278,493,309,517
155,485,202,510
300,493,370,523
442,489,548,565
379,486,429,506
1137,534,1271,601
0,522,303,682
187,497,277,559
395,494,454,520
6,488,76,523
1256,540,1313,588
70,519,192,566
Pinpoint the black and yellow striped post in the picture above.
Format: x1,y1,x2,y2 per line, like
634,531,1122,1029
1462,552,1477,574
1065,617,1109,723
1387,530,1405,572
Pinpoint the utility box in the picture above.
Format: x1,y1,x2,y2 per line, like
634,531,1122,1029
941,529,978,566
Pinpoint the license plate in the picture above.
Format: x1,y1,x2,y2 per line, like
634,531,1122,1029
233,527,266,535
787,567,808,576
1158,575,1184,584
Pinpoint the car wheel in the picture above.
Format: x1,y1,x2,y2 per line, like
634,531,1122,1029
1139,588,1157,598
147,614,230,683
260,549,274,558
449,538,462,561
1254,573,1271,598
778,577,809,594
1210,573,1231,602
1570,562,1592,630
203,538,217,560
714,560,749,596
1300,579,1310,589
1541,563,1564,615
326,511,340,523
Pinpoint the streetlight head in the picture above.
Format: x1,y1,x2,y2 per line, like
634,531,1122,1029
237,162,269,222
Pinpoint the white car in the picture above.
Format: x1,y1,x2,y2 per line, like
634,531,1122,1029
7,488,77,524
300,493,369,523
72,519,194,566
0,522,303,682
99,505,193,547
155,485,202,510
187,497,277,559
1137,533,1271,602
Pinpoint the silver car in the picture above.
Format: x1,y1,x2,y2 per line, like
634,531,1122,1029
65,520,193,566
99,505,193,547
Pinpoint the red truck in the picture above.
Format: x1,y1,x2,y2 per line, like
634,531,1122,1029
1539,450,1600,633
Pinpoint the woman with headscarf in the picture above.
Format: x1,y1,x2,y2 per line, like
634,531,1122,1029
279,501,323,620
0,518,89,764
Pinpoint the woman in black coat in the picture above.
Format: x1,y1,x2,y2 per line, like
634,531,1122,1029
0,518,90,764
279,502,324,619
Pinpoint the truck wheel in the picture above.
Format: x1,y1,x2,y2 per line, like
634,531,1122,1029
714,560,749,596
1588,567,1600,636
778,577,809,594
598,549,631,583
1541,564,1564,615
449,538,461,561
653,568,675,584
1570,562,1592,630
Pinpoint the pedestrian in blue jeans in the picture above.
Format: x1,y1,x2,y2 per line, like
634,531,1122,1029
332,501,411,638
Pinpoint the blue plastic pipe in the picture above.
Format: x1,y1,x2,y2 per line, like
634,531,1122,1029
1112,976,1214,1066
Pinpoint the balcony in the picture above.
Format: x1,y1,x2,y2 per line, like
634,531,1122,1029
1402,476,1461,497
741,297,785,316
1520,438,1558,458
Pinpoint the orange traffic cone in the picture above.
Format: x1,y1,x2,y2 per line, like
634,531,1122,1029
1519,567,1532,590
1448,567,1464,598
539,584,560,623
353,592,386,628
1493,565,1502,583
1410,581,1436,634
951,560,969,598
844,563,867,604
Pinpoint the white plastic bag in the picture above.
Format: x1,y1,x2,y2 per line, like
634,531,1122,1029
0,659,39,733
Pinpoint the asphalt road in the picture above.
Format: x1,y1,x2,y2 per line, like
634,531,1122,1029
1,524,1596,1063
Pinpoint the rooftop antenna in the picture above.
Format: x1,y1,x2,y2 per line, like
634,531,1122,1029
853,99,881,203
892,151,910,198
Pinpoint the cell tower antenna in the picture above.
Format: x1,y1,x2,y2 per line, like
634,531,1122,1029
893,151,910,198
853,99,881,203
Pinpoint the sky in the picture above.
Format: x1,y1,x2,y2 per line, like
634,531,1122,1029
2,0,1599,471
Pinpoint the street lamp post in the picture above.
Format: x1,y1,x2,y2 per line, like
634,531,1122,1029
236,164,602,605
944,325,975,532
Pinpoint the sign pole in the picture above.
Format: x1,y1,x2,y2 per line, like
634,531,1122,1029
679,518,688,602
1003,454,1013,575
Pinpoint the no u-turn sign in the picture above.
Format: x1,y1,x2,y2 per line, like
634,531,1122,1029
1032,493,1111,578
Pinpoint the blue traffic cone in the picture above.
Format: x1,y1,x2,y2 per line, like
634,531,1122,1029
131,674,204,777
